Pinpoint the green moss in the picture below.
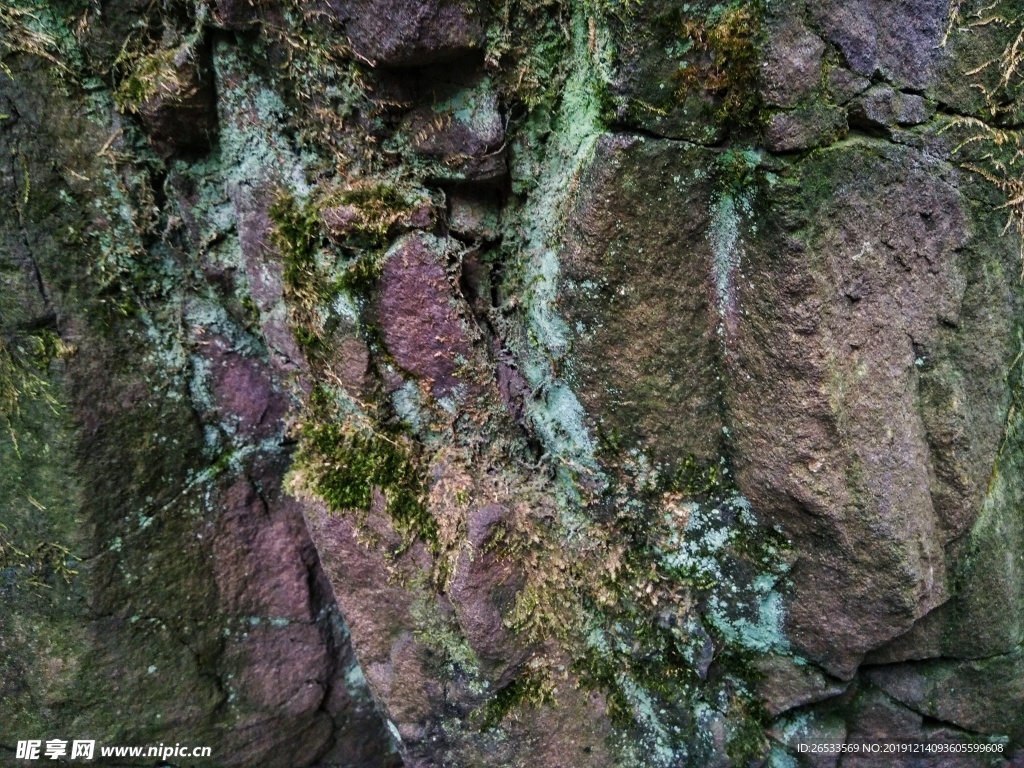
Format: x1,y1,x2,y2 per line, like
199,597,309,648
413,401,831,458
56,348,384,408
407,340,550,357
411,592,483,685
270,192,322,291
269,192,334,358
0,331,68,458
662,454,731,498
321,183,411,250
0,524,78,588
271,183,436,545
255,1,377,174
673,1,765,130
335,256,384,300
0,2,81,77
724,691,771,764
573,645,633,725
479,668,556,730
296,396,437,548
485,0,572,112
114,48,180,114
270,184,412,363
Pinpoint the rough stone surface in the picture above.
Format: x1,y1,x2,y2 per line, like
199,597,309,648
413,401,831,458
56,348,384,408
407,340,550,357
0,41,397,768
727,140,1017,679
560,134,724,467
375,233,475,400
868,653,1024,742
826,67,871,104
759,22,826,108
401,75,506,181
608,0,727,143
849,84,933,129
764,104,848,152
449,505,528,676
754,654,849,716
339,0,484,67
449,190,500,241
6,0,1024,766
810,0,948,90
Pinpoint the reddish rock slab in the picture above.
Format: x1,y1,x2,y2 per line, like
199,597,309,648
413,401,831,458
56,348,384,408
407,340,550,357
375,233,475,400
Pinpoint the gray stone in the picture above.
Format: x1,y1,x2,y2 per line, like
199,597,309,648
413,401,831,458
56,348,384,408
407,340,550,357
754,655,850,716
811,0,948,90
759,22,826,108
868,653,1024,742
449,191,500,241
849,84,933,129
826,67,871,104
402,76,506,182
340,0,484,68
764,104,847,151
728,141,999,678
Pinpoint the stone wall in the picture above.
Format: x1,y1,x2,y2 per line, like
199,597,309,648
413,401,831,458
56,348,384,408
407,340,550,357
2,0,1024,766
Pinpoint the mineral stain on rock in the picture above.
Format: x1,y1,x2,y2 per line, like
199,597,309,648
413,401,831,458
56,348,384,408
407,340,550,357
2,0,1024,766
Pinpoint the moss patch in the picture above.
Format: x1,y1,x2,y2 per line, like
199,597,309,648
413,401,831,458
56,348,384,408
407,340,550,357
674,1,765,130
294,388,436,548
479,667,555,730
113,48,181,114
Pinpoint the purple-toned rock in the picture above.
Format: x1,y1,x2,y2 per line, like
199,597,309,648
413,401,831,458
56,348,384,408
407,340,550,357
204,334,289,439
466,503,508,548
213,472,315,621
228,623,330,716
810,0,947,90
450,507,529,675
849,84,932,129
764,105,847,152
228,183,309,373
759,22,826,108
339,0,484,68
449,190,500,240
320,203,362,240
301,505,444,761
322,198,438,244
375,233,475,399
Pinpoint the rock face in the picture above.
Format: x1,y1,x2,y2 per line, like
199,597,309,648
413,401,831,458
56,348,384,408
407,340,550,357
0,26,397,768
3,0,1024,766
338,0,485,67
559,134,724,467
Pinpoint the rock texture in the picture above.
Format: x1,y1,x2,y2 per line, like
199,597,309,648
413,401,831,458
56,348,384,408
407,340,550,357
3,0,1024,766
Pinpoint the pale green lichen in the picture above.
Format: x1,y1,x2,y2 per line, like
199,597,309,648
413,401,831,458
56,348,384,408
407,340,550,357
502,7,612,478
